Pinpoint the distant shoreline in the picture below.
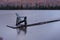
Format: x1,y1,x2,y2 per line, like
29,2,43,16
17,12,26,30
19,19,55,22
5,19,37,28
0,6,60,10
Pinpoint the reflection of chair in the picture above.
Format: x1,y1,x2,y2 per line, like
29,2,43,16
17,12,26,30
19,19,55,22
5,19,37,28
0,37,3,40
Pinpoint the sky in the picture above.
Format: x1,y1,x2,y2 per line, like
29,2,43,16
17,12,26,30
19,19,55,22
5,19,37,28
0,10,60,40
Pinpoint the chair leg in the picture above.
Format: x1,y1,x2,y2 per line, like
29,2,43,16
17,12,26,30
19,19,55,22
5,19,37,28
24,17,27,34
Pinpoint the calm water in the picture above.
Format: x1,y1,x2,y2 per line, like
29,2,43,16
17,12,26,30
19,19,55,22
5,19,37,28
0,10,60,40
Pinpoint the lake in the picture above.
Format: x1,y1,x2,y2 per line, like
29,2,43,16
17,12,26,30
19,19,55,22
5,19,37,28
0,10,60,40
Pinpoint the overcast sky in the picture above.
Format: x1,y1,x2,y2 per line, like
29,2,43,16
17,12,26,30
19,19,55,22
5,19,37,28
0,10,60,40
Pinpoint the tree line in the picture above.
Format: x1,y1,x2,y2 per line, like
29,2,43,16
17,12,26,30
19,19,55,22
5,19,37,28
0,3,60,10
